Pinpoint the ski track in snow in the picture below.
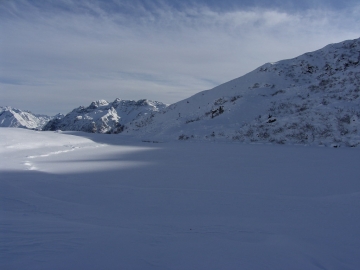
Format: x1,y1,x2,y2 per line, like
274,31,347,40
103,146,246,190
22,144,105,171
26,145,80,159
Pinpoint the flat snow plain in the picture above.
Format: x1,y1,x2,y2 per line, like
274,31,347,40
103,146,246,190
1,128,360,270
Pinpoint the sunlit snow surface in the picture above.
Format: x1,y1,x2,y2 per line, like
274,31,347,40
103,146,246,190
1,128,360,269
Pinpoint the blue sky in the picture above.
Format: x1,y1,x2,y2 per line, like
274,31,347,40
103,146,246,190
1,0,359,115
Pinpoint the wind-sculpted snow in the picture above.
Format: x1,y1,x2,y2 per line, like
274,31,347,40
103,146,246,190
43,98,167,134
126,38,360,147
0,106,59,130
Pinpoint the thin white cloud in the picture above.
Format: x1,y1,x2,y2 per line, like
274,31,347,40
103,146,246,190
1,1,359,114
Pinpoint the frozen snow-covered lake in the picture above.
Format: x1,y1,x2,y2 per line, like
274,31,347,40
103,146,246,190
1,128,360,269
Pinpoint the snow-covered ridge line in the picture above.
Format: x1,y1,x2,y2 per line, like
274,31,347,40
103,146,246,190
43,98,168,134
0,106,61,130
124,37,360,147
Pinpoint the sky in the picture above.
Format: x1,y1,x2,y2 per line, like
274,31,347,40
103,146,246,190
1,0,359,115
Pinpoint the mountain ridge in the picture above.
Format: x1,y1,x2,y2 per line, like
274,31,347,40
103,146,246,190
0,106,60,130
123,37,360,147
2,37,360,147
43,98,168,133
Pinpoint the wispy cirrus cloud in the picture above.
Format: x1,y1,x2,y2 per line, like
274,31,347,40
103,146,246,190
1,0,359,114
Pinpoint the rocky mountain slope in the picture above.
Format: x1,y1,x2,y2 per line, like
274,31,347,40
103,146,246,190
125,37,360,147
0,107,60,130
43,99,167,133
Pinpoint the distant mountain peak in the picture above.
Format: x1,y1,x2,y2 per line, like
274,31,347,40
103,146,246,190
43,98,167,133
0,106,54,130
88,99,109,109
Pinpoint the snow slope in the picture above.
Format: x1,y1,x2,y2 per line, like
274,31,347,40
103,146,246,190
0,106,57,130
1,128,360,269
126,38,360,147
43,99,167,134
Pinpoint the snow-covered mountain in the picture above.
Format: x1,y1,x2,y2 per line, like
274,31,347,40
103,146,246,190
126,38,360,147
3,38,359,147
0,106,59,130
43,99,167,133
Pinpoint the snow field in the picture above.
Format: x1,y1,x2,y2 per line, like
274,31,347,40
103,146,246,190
1,128,360,269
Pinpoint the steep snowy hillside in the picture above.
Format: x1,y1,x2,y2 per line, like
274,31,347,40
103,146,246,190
126,38,360,147
0,106,57,130
43,99,167,133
